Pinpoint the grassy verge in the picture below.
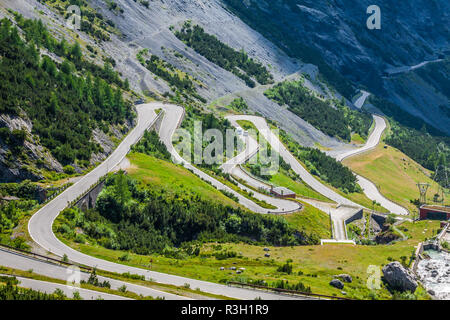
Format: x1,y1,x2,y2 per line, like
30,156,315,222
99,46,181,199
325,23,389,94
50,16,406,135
55,218,438,300
127,153,240,208
284,201,332,239
343,143,448,215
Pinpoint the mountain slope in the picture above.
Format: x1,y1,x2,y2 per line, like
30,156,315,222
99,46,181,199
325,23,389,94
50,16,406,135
223,0,450,134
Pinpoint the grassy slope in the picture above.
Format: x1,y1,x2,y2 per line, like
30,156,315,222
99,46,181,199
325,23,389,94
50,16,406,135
343,143,449,214
255,120,390,211
0,266,154,300
54,151,437,299
285,201,331,239
269,171,329,202
62,219,438,300
126,153,239,208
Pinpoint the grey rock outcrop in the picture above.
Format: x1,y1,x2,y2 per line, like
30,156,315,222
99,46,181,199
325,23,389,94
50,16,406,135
336,274,352,283
329,279,344,289
0,113,63,182
224,0,450,134
382,262,418,292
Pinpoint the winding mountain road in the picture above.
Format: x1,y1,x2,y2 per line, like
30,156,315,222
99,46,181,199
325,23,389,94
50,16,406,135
335,115,386,162
219,117,300,213
224,115,364,240
26,103,309,300
224,104,409,239
333,110,409,216
21,98,407,300
225,115,361,208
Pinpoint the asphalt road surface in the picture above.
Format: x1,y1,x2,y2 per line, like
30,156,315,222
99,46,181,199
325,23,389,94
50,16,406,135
1,274,131,300
226,115,361,208
219,116,300,213
0,248,189,300
335,115,386,162
333,114,409,216
225,115,363,240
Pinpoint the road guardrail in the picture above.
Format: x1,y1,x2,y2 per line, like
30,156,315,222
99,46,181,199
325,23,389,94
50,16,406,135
0,243,92,272
228,281,352,300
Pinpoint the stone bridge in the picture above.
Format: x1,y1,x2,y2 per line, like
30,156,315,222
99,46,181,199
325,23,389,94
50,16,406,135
73,109,165,211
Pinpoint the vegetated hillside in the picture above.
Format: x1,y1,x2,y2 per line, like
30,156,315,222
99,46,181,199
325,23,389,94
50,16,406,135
0,13,133,182
369,95,450,181
56,170,320,257
264,79,372,141
223,0,450,134
4,0,358,154
174,21,274,88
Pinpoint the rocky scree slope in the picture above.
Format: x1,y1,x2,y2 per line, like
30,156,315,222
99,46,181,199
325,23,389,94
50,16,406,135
223,0,450,134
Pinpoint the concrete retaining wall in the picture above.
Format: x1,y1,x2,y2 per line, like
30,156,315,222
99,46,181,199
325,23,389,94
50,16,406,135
371,212,387,226
344,208,364,225
74,178,106,211
411,242,424,274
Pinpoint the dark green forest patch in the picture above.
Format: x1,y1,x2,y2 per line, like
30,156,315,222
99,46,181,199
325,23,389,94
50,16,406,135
174,21,273,88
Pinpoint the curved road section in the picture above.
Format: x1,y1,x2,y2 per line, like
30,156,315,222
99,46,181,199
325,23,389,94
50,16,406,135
0,248,188,300
2,275,131,300
335,115,386,162
165,106,300,214
226,115,361,208
333,114,409,216
28,103,306,300
224,115,365,240
219,118,300,213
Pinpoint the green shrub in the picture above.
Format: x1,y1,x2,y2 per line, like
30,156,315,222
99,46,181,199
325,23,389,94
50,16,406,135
63,165,76,175
74,234,86,244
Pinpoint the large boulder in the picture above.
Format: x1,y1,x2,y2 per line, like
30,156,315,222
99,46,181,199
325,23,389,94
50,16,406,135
336,274,352,283
329,279,344,289
382,262,418,292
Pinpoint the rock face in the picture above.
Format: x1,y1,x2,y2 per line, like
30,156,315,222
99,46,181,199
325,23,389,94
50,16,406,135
0,113,63,183
4,0,353,154
336,274,352,283
382,262,418,292
223,0,450,134
329,279,344,289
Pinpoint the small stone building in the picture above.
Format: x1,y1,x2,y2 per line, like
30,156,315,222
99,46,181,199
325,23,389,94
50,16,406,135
270,186,296,199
